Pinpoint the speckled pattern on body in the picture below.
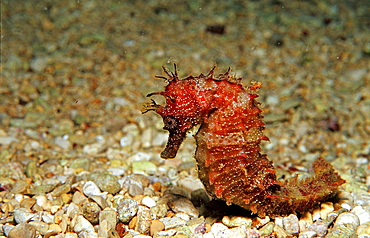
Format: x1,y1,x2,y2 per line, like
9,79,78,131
1,0,369,237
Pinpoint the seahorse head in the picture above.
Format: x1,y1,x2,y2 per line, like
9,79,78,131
143,66,205,159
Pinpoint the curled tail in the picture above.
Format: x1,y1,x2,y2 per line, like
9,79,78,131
239,157,345,217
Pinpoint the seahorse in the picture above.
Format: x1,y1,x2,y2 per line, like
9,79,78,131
143,65,345,217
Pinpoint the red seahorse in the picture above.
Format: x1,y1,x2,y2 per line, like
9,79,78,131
143,65,345,217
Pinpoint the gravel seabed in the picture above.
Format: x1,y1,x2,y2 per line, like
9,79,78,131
1,0,370,237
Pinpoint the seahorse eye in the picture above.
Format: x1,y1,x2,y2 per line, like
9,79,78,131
163,116,178,130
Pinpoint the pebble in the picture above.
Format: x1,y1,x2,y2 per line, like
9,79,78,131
159,216,187,230
259,222,275,236
194,222,207,234
131,161,157,175
97,220,109,237
82,181,108,199
168,196,199,218
20,197,36,209
351,205,370,224
28,220,49,235
117,198,139,223
326,223,357,238
273,225,290,238
150,204,168,219
222,216,252,228
308,219,330,237
150,220,165,236
70,158,90,171
66,203,80,218
210,223,228,234
65,233,79,238
141,196,157,208
72,191,89,205
320,202,334,220
177,177,205,193
54,136,72,150
136,206,152,234
82,202,101,224
335,212,360,227
0,136,19,145
99,208,117,230
357,222,370,237
8,223,36,238
88,172,121,194
73,215,95,233
13,208,35,224
42,212,54,223
283,214,300,234
216,226,248,238
156,229,177,236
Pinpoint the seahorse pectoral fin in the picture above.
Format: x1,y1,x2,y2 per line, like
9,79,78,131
160,130,187,159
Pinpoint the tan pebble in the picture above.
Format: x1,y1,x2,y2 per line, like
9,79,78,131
133,194,146,202
320,202,334,220
273,225,290,237
98,219,109,237
299,220,309,232
357,222,370,236
150,220,165,236
222,216,252,228
60,215,69,233
50,205,61,214
129,216,137,229
44,230,59,238
8,223,36,238
301,212,313,225
61,193,72,204
32,203,43,212
54,210,64,224
72,191,89,205
20,198,36,209
29,220,49,235
48,223,62,233
312,207,321,221
205,223,212,232
99,208,117,230
66,202,80,218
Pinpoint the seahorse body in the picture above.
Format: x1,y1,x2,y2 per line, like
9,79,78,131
143,65,345,217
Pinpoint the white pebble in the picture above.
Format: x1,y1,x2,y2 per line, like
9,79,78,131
120,134,134,147
351,206,370,225
141,196,156,208
42,213,54,224
0,136,19,145
73,215,95,233
341,203,352,210
54,136,71,150
82,181,108,199
335,212,360,227
320,202,334,220
210,223,228,234
34,195,48,207
65,232,78,238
